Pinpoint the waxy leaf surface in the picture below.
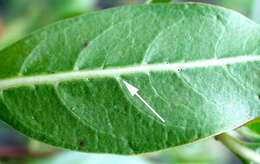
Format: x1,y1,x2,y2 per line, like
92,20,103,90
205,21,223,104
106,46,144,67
0,3,259,154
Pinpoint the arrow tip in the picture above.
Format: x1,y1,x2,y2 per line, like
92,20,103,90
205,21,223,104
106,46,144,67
123,81,139,96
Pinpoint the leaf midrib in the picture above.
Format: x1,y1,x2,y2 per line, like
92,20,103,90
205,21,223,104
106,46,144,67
0,55,259,90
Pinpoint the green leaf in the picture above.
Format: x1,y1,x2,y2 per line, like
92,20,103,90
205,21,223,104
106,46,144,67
246,118,260,135
147,0,173,4
0,3,259,154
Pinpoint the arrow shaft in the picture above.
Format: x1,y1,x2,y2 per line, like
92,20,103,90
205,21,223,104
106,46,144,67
136,93,165,122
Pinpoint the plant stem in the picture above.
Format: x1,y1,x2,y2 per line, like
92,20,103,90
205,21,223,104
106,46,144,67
216,133,260,163
236,127,260,142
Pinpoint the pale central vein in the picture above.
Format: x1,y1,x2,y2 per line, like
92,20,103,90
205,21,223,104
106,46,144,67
0,55,259,90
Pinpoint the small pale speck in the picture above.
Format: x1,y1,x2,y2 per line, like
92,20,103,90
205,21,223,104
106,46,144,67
72,107,76,111
32,116,35,120
113,105,118,110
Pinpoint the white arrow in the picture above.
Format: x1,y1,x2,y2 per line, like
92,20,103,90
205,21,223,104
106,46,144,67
123,80,165,123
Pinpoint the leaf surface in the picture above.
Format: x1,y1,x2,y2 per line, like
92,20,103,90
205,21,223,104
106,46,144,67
0,3,259,154
247,118,260,136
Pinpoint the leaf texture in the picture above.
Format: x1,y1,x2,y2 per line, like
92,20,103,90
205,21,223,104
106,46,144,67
0,3,259,154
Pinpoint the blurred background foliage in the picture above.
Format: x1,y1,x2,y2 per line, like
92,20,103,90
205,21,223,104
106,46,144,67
0,0,259,163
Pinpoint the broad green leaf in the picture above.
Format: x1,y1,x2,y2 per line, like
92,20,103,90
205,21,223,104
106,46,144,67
0,3,259,154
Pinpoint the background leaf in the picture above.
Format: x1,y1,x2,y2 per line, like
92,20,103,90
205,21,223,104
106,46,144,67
246,118,260,135
0,3,259,154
